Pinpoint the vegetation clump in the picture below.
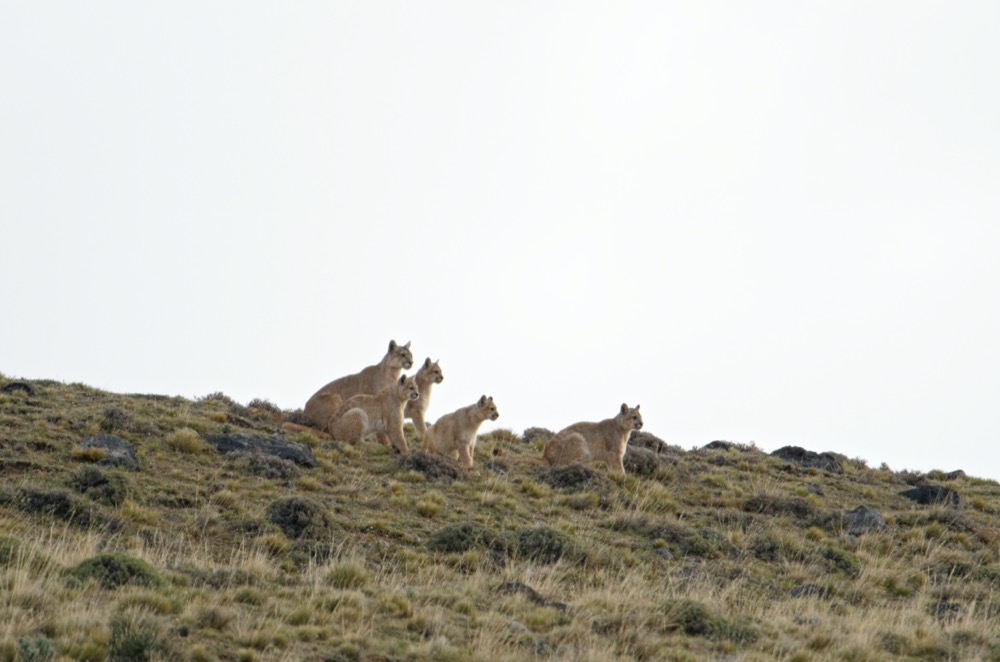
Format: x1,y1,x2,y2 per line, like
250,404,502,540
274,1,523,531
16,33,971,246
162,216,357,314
265,496,334,540
427,521,508,555
658,598,759,643
67,553,165,589
611,516,722,559
3,377,1000,660
17,487,99,526
541,464,609,490
227,451,301,479
397,450,463,481
513,526,583,564
69,465,128,506
108,612,164,661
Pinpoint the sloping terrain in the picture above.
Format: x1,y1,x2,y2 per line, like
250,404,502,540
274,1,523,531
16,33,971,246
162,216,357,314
1,375,999,661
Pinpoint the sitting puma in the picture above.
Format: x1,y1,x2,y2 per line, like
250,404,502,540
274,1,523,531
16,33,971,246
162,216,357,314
305,340,413,432
423,395,499,467
327,375,420,453
543,404,643,475
404,358,444,434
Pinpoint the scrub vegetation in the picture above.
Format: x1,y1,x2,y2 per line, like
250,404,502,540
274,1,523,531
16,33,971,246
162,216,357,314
2,374,1000,661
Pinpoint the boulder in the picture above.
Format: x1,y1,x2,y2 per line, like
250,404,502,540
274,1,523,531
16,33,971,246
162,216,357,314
80,434,140,471
770,446,843,473
206,433,318,468
900,484,962,507
0,381,35,395
522,427,554,444
843,505,888,535
630,430,682,456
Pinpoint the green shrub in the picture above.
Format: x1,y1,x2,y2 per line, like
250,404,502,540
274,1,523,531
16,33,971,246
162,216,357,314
266,496,334,540
514,526,583,564
16,635,54,662
659,598,759,643
427,522,507,555
66,553,165,589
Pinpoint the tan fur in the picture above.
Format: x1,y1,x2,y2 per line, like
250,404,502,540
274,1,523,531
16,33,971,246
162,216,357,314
423,395,498,467
327,375,420,453
404,358,443,434
304,340,413,431
543,404,643,475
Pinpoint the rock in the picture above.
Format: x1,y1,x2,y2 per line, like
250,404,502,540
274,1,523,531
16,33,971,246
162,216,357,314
523,427,554,444
507,620,530,634
770,446,843,473
843,505,888,535
900,484,962,507
630,430,680,455
0,381,35,395
81,434,140,471
206,433,318,468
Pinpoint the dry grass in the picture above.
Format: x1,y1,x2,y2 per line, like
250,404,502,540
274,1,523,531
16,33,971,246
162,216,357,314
1,378,1000,660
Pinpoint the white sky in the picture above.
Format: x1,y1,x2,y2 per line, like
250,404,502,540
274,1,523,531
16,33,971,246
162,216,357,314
2,2,998,479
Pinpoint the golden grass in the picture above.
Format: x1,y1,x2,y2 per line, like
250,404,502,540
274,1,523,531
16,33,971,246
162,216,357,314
1,379,1000,660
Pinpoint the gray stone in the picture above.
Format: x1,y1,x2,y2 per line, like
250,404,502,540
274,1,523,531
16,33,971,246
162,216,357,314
522,427,554,443
80,434,140,471
900,484,962,507
630,430,680,455
771,446,843,473
206,433,318,468
1,381,35,395
844,505,888,535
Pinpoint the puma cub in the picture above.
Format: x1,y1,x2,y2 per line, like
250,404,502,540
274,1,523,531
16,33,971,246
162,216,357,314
543,404,643,475
405,358,444,434
423,395,499,467
327,375,420,453
304,340,413,432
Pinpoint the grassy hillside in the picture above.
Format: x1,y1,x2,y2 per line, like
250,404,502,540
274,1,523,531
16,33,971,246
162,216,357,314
1,374,999,661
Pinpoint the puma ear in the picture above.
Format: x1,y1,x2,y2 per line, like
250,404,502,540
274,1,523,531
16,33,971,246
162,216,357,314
423,357,432,368
620,403,629,414
389,340,397,352
635,404,640,411
403,341,411,349
399,375,407,385
487,396,494,402
478,395,488,406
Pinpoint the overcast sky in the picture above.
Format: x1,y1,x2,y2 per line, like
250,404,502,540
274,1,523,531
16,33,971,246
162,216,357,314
2,2,998,479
